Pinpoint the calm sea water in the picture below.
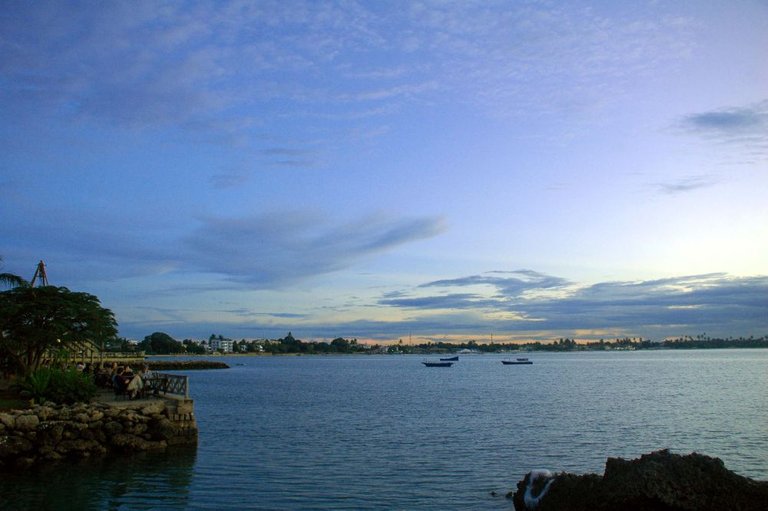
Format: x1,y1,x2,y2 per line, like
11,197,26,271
2,350,767,510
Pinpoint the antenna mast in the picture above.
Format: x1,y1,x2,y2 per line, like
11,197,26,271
30,260,49,286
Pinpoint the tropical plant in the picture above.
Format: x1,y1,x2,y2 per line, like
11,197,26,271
46,368,98,404
16,367,97,404
0,257,30,289
0,285,118,377
19,367,53,403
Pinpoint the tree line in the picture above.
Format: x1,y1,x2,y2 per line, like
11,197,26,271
136,331,369,355
130,332,768,355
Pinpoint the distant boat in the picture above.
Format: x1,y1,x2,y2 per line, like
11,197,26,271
502,358,533,365
422,361,454,367
440,356,459,361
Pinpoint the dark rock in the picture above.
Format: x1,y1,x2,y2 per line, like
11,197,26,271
512,450,768,511
103,420,123,435
110,433,167,451
0,398,197,471
14,414,39,430
152,417,179,440
0,435,33,458
147,360,229,370
56,438,101,455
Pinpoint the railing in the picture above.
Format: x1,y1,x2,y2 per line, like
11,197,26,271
145,373,189,399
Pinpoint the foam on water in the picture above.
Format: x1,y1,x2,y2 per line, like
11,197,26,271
523,469,554,508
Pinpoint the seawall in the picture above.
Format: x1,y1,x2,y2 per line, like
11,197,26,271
0,396,197,470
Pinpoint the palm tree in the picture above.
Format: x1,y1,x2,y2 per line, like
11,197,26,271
0,272,29,289
0,256,30,289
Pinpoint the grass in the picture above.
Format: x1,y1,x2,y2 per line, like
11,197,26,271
0,379,29,411
0,394,29,411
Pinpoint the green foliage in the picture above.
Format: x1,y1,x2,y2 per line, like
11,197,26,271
0,272,29,289
330,337,350,351
139,332,185,354
182,339,207,354
245,333,366,354
0,285,118,376
104,336,138,352
22,367,53,403
17,367,97,405
47,368,98,404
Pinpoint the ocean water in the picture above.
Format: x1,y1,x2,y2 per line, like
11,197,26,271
1,350,767,510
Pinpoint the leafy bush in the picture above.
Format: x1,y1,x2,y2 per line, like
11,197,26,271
20,367,53,403
18,367,98,405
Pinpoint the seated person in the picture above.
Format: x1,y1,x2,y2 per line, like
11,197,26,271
126,370,144,399
112,367,129,396
140,364,154,379
95,364,112,388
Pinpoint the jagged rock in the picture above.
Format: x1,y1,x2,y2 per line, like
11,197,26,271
14,414,39,431
152,417,178,440
55,438,102,455
140,401,166,415
39,422,65,445
512,450,768,511
34,405,56,420
110,433,167,451
103,420,123,435
0,398,197,470
0,435,33,458
0,413,16,429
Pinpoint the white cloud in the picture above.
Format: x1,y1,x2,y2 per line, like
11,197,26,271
377,272,768,339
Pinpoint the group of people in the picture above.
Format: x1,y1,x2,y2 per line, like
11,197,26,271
81,362,154,400
113,363,154,399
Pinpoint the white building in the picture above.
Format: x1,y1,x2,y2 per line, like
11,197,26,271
209,338,234,353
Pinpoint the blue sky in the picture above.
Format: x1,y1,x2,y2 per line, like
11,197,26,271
2,1,766,343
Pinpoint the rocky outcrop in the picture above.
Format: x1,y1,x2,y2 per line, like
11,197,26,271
512,450,768,511
147,360,229,370
0,399,197,470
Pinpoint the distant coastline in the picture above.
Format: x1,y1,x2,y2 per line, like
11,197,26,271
135,332,768,357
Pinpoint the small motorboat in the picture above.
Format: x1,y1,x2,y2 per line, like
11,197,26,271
440,356,459,361
422,361,454,367
502,358,533,365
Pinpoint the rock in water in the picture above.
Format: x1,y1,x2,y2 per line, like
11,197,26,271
512,450,768,511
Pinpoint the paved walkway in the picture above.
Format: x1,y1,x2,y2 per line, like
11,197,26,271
95,388,184,408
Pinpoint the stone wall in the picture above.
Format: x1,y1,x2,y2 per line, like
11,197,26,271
0,398,197,470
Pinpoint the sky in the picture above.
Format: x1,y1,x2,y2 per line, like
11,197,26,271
1,0,766,343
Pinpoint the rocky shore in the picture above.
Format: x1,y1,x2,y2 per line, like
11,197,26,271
511,450,768,511
0,398,197,470
146,360,229,370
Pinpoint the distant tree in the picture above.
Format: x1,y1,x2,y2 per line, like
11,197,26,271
182,339,206,355
104,337,136,352
139,332,184,354
330,337,350,352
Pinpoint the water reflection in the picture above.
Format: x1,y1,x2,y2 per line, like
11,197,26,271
0,447,196,511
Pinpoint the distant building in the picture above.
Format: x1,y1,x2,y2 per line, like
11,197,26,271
209,338,234,353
